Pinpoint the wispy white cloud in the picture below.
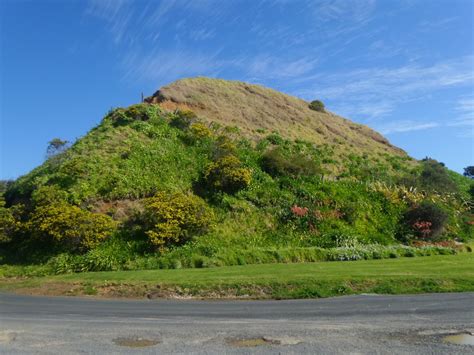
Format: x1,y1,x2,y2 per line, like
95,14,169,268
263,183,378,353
315,0,376,23
85,0,132,43
121,49,224,84
245,55,318,79
296,56,474,119
189,28,216,41
376,120,440,135
418,16,459,32
448,95,474,128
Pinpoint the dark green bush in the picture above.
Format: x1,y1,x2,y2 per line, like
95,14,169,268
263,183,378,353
108,104,160,126
309,100,325,112
403,201,448,239
261,149,321,177
170,110,198,130
418,158,458,193
266,133,284,145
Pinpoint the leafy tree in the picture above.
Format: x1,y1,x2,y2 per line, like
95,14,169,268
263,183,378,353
0,180,13,196
143,192,214,249
309,100,325,112
46,138,69,159
418,158,457,194
464,166,474,179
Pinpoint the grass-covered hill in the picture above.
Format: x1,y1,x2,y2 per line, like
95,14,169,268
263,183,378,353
1,77,472,274
147,77,407,160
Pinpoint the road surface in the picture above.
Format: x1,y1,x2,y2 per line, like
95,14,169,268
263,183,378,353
1,292,473,354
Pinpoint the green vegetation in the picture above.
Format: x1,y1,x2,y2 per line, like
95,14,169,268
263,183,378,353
309,99,325,112
1,254,473,299
463,166,474,179
1,78,472,287
142,192,214,249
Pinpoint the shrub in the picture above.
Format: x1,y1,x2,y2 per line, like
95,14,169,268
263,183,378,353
261,149,321,177
309,100,325,112
143,192,214,249
418,158,458,193
212,135,238,159
403,201,448,239
183,122,213,144
203,155,252,194
0,198,15,243
31,185,68,206
26,202,117,252
170,109,197,130
266,133,284,145
108,104,160,125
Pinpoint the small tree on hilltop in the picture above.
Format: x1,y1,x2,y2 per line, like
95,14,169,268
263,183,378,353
418,158,457,193
309,100,325,112
46,138,69,159
464,166,474,179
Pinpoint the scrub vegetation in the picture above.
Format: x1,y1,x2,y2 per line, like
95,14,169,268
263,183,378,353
0,78,472,282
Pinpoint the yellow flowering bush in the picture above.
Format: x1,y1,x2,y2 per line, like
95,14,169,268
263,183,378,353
0,199,15,243
189,123,212,140
203,155,252,194
27,202,117,252
143,192,214,249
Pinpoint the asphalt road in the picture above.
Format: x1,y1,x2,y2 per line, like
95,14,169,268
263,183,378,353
1,292,473,354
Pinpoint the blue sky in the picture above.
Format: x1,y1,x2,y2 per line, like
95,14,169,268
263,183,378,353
1,0,473,179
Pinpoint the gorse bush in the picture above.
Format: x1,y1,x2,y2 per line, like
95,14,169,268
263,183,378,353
142,192,214,249
26,201,117,252
309,100,325,112
31,185,68,206
187,122,213,142
203,155,252,194
0,198,15,243
212,135,238,159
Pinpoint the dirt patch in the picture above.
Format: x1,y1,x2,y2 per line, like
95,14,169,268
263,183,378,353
113,336,160,348
14,282,84,297
0,331,17,344
226,337,280,347
443,333,474,346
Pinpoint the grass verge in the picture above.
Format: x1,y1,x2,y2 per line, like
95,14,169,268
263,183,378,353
1,253,473,300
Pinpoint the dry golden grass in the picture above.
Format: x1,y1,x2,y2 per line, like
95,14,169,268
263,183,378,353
146,77,408,160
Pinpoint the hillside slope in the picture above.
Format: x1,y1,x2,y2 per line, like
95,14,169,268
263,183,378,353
146,77,407,158
2,77,471,271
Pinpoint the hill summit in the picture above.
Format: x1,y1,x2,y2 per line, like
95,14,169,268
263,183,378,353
146,77,406,158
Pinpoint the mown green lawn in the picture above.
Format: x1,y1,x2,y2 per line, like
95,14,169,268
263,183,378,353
1,253,473,299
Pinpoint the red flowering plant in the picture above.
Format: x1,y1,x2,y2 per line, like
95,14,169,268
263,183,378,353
411,240,459,249
287,202,345,233
291,205,308,217
412,220,432,239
